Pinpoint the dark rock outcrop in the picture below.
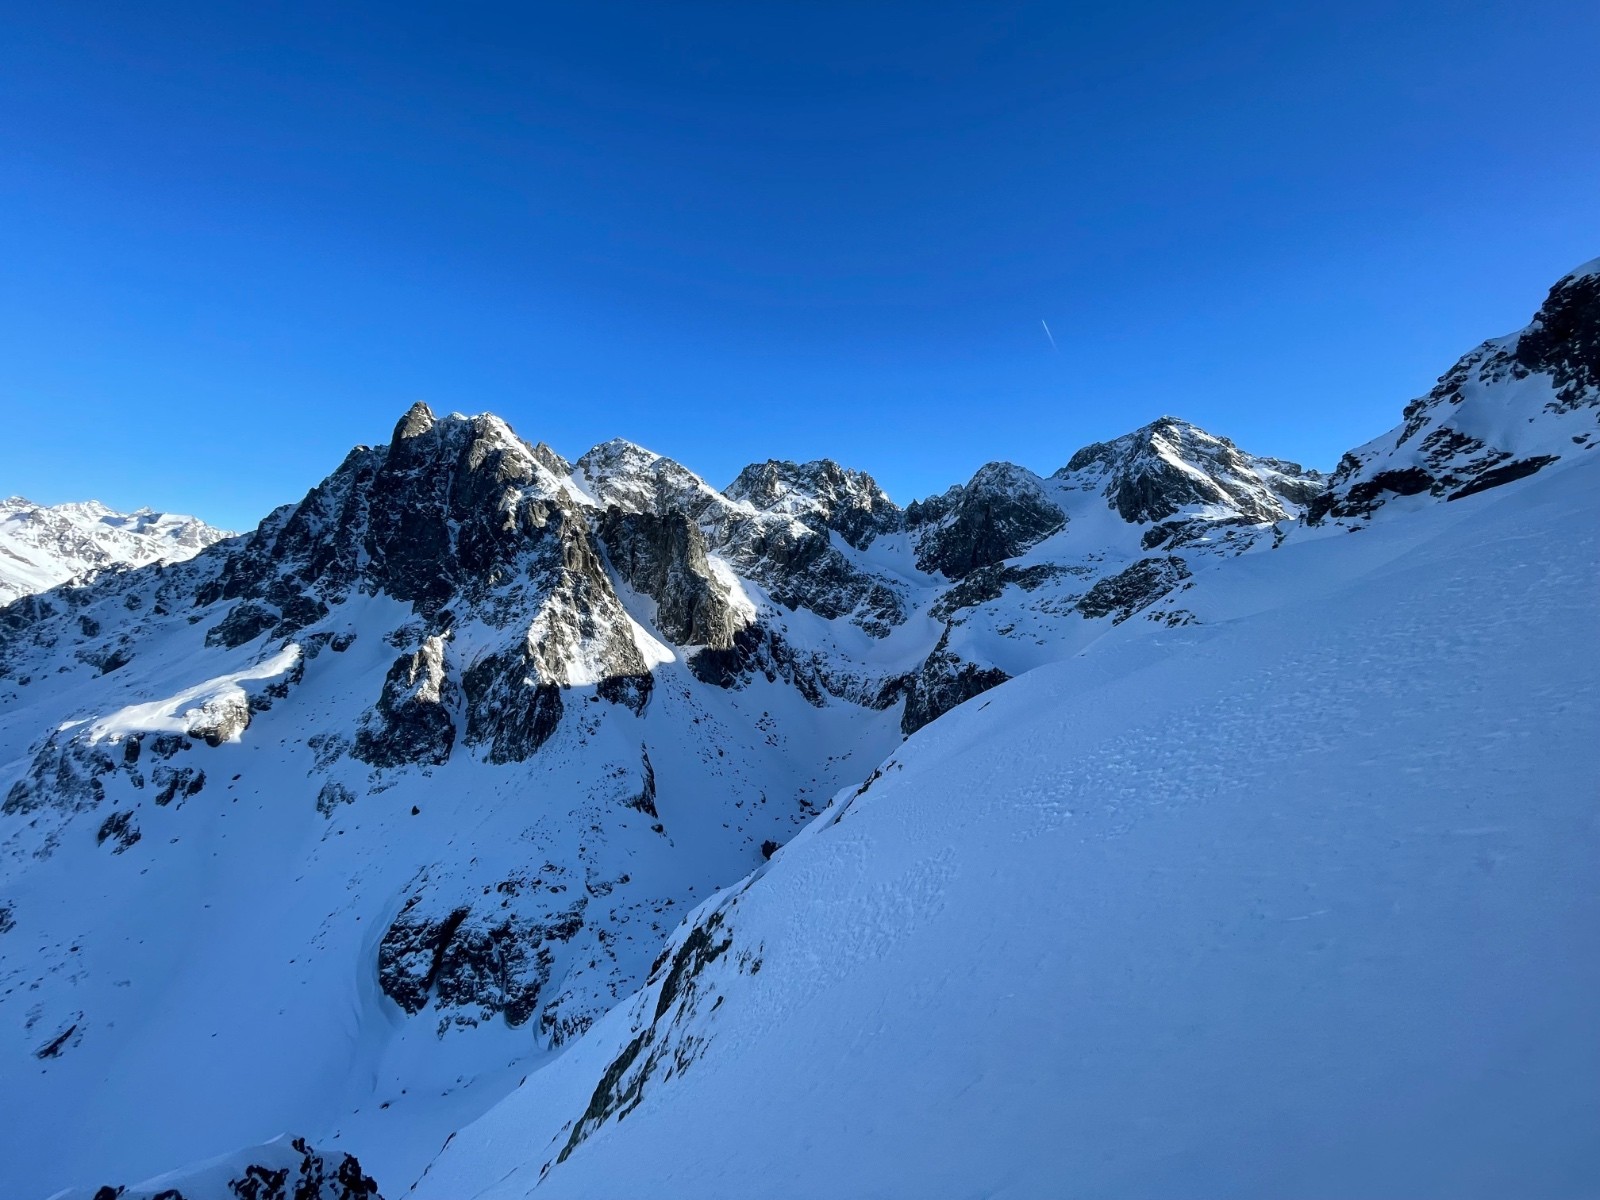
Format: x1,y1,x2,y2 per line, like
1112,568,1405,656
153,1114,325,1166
907,463,1065,579
596,507,745,648
929,562,1068,621
378,874,587,1037
1076,556,1192,624
901,627,1012,735
84,1137,381,1200
1507,264,1599,410
204,601,278,649
352,635,457,767
463,657,566,763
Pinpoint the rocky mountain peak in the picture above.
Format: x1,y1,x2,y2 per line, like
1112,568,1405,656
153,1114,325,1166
1057,415,1323,526
575,439,722,520
725,458,900,550
906,462,1064,579
393,399,438,441
362,408,570,610
1512,257,1600,408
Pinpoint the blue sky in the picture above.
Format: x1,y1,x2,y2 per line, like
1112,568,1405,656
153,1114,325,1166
1,1,1595,530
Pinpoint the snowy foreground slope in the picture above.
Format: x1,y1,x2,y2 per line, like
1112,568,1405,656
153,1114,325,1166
0,497,230,605
7,258,1598,1199
416,446,1600,1200
0,398,1321,1195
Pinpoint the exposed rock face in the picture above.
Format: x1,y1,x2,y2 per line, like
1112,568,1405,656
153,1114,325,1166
185,691,253,747
907,463,1066,579
1076,556,1193,624
929,563,1067,622
725,458,901,550
95,809,140,853
576,439,725,523
204,601,280,649
353,635,457,767
1309,258,1599,525
901,627,1012,735
4,731,118,818
377,896,579,1036
364,402,566,611
75,1137,382,1200
711,512,906,635
578,439,907,638
1509,263,1599,409
596,507,745,648
378,868,589,1038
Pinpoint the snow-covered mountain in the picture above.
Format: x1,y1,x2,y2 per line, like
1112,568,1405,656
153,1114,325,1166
404,257,1600,1200
1308,257,1599,524
5,257,1596,1200
0,497,231,606
415,430,1600,1200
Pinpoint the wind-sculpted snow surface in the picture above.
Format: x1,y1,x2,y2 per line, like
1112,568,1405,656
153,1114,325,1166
415,445,1600,1200
3,259,1594,1198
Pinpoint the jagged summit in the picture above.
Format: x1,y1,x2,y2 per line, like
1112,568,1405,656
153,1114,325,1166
906,462,1066,579
1057,415,1324,525
574,438,724,519
393,398,436,438
725,458,899,551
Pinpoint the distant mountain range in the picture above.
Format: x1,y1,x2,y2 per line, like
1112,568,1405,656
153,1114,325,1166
0,497,230,606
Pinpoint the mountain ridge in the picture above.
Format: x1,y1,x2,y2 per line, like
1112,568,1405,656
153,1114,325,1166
7,256,1597,1200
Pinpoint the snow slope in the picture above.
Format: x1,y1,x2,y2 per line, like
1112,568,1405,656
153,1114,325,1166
415,443,1600,1200
0,497,230,605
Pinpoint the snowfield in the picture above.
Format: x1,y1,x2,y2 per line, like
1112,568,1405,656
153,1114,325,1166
416,449,1600,1200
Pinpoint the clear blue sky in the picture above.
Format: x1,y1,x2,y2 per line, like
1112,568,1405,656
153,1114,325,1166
1,2,1595,530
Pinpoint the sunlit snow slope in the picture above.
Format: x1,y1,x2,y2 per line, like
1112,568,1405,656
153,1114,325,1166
416,443,1599,1200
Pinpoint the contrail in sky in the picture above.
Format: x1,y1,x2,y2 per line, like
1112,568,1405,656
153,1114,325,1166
1040,319,1057,351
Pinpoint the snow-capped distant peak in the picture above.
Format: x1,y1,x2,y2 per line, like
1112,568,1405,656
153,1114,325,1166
574,438,725,519
0,496,232,606
1052,415,1324,526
